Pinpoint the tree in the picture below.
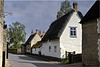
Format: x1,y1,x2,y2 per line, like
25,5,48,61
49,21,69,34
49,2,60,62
59,0,72,17
8,22,26,48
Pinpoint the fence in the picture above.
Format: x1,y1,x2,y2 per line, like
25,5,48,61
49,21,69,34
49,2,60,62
8,49,17,54
68,53,82,64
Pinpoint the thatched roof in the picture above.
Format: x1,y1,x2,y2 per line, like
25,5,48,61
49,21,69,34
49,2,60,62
25,33,36,45
42,10,83,42
80,1,100,24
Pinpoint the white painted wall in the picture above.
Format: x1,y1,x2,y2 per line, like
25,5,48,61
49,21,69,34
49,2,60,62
41,39,61,58
32,48,41,54
41,12,82,59
31,34,41,47
60,12,82,58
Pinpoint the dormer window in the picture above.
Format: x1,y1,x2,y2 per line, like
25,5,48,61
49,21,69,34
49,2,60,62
70,27,77,38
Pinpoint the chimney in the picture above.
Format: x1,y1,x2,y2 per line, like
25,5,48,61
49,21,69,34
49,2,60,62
31,30,33,35
57,12,60,19
43,31,45,37
36,29,38,34
38,30,41,36
73,2,78,11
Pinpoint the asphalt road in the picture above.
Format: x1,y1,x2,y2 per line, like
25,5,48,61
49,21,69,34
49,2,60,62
8,53,75,67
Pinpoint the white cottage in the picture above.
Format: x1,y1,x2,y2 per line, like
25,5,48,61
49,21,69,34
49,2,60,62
32,31,45,54
41,2,83,59
25,29,41,53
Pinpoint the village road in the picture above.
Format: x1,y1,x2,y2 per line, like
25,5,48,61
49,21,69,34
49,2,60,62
8,53,81,67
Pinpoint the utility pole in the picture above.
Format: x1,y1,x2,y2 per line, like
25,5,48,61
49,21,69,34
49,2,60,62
0,0,4,67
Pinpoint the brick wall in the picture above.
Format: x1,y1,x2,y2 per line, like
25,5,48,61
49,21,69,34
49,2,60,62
82,19,99,66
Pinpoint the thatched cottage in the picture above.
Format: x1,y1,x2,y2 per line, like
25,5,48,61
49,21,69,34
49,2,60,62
41,2,83,59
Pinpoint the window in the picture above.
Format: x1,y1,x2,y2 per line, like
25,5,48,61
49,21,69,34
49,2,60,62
70,27,77,38
49,46,51,52
54,46,57,52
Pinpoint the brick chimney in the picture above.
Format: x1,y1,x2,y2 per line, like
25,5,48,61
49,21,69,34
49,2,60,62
57,12,60,19
31,30,33,35
43,31,45,37
73,2,78,11
36,29,38,34
38,30,41,36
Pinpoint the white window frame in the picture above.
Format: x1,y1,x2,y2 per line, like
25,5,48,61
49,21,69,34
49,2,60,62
70,27,77,38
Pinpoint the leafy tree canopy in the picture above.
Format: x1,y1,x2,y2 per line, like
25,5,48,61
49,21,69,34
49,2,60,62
59,0,72,17
8,22,26,48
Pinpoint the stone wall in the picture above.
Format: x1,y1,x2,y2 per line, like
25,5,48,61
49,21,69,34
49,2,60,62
3,25,8,67
0,0,4,66
82,19,99,66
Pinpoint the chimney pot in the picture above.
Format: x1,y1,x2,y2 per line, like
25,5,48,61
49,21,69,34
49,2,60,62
73,2,78,11
36,29,38,34
31,30,33,35
39,30,41,36
57,12,60,19
43,31,45,37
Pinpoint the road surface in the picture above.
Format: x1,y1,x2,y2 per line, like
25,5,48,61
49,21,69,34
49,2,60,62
8,53,80,67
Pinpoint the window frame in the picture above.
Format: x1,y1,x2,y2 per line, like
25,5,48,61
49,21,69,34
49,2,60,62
70,27,77,38
54,46,57,52
49,46,51,52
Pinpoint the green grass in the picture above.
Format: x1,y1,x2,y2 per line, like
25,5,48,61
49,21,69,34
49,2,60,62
61,59,69,64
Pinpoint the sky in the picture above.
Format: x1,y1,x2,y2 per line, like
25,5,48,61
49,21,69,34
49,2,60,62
4,0,96,41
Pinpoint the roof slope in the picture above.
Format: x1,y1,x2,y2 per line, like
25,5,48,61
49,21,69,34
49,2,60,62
42,10,83,42
25,33,36,45
80,1,100,23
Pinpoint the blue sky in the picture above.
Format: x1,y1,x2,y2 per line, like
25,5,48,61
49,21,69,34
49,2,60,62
4,0,96,41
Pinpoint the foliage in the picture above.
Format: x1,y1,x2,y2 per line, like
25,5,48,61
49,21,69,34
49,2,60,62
16,43,22,48
8,22,26,48
61,58,69,64
59,0,72,17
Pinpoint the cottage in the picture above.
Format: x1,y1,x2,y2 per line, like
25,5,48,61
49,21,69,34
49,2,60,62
25,29,41,53
32,31,45,54
80,1,100,66
21,44,26,54
41,2,83,59
32,41,42,55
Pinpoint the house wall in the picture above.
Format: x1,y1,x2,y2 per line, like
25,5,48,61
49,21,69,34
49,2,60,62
97,17,100,65
60,12,82,58
0,0,4,66
41,39,61,58
82,19,99,66
26,45,31,53
31,34,41,47
32,48,41,54
3,27,7,66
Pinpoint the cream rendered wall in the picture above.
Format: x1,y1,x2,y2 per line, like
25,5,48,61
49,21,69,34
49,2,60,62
31,34,41,47
60,12,82,58
0,0,4,66
41,39,61,58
